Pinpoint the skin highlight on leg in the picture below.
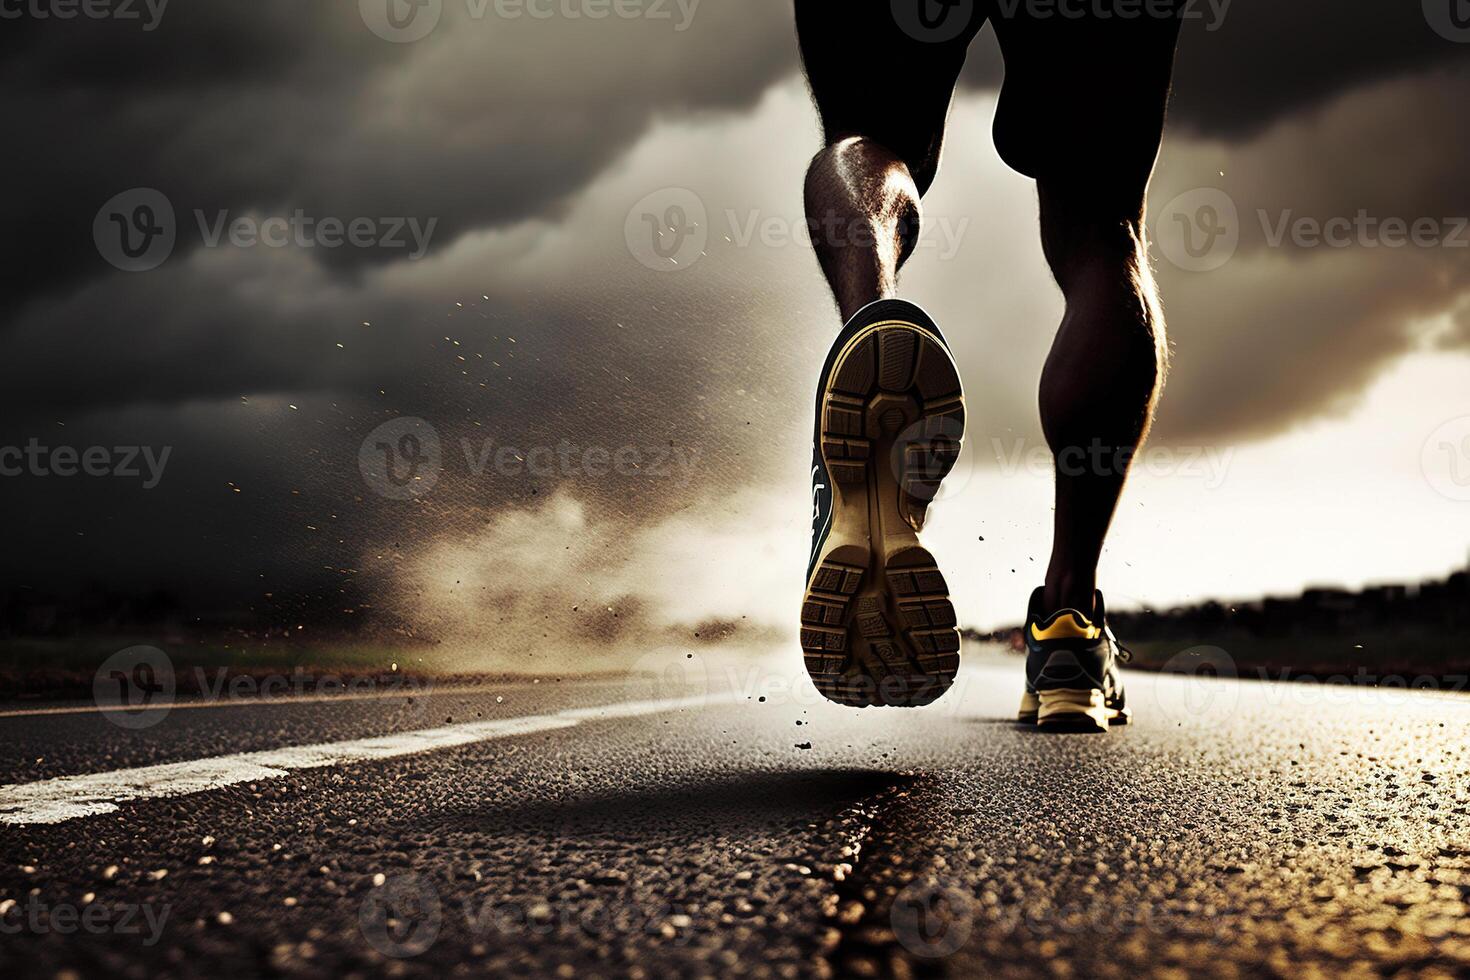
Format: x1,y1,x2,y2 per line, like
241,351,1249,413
1036,180,1168,615
802,136,924,323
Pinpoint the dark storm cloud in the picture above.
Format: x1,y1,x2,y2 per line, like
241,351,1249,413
4,0,1470,616
0,1,793,321
1146,62,1470,441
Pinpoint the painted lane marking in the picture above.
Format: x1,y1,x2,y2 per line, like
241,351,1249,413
0,694,731,826
0,680,630,720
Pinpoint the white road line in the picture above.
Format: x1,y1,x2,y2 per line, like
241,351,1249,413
0,694,734,826
0,680,608,720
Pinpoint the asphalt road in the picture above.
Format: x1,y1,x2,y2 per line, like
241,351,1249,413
1,647,1468,979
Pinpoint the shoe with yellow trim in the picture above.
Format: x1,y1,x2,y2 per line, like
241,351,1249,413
801,299,965,707
1017,587,1132,731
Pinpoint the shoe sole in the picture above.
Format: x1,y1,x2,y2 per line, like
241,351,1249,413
1030,688,1133,732
802,320,964,707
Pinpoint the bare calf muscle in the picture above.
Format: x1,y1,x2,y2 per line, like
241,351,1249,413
796,2,1182,720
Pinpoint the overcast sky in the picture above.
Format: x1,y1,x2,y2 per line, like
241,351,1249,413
3,2,1469,658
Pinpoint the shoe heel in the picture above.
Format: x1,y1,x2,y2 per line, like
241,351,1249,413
1036,688,1109,732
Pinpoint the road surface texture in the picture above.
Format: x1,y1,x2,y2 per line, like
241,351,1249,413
1,647,1468,979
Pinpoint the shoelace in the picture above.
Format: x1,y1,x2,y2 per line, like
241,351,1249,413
1105,624,1133,663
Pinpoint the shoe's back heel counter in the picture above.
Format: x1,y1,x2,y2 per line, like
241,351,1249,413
1032,647,1106,692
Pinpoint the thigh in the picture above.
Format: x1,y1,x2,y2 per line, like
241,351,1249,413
795,0,988,193
988,3,1184,191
